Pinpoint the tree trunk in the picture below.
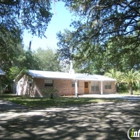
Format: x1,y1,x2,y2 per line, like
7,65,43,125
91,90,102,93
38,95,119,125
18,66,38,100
129,84,133,95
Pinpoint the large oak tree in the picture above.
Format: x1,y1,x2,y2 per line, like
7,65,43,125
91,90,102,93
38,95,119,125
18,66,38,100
0,0,52,74
57,0,140,73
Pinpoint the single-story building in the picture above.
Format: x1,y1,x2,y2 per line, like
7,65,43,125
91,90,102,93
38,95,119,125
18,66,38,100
15,70,116,97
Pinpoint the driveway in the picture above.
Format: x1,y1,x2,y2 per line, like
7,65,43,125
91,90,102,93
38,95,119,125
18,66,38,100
79,94,140,100
0,99,140,140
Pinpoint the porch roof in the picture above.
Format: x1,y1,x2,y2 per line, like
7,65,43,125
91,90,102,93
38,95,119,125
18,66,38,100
28,70,116,82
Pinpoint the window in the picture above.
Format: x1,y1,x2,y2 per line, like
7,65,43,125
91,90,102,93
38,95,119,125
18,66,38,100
91,82,99,91
44,79,53,87
105,82,111,89
72,81,79,87
28,79,33,87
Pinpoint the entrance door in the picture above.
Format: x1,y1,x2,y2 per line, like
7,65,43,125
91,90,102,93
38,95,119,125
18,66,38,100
84,82,89,94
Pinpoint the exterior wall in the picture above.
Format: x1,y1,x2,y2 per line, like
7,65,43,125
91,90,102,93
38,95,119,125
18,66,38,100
78,80,84,94
54,79,84,96
16,75,43,97
16,75,32,96
86,81,116,94
103,81,116,94
54,79,74,95
89,81,100,94
16,75,116,97
33,79,85,96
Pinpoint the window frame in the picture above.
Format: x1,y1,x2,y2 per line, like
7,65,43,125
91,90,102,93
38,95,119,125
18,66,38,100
91,81,99,91
44,79,53,87
105,82,112,89
72,81,79,87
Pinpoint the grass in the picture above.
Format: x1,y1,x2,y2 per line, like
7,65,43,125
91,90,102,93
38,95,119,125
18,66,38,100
117,90,140,95
0,94,126,108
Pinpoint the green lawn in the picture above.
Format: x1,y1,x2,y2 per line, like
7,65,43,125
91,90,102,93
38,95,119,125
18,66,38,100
117,91,140,95
0,95,125,108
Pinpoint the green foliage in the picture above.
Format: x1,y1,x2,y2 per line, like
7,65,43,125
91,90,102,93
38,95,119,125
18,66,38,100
105,69,140,95
0,0,52,38
0,26,22,61
57,29,75,60
104,36,140,71
1,44,61,92
121,69,140,85
57,29,140,74
0,0,58,92
120,69,140,95
57,30,102,74
63,0,139,46
0,44,41,92
57,0,140,74
42,87,59,99
7,49,40,79
35,48,60,71
105,69,122,92
9,67,21,80
0,1,52,75
105,69,122,83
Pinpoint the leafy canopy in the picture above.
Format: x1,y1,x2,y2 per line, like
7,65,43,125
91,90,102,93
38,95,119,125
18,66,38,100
35,48,61,71
0,0,52,37
0,0,52,58
120,69,140,94
63,0,140,45
57,0,140,73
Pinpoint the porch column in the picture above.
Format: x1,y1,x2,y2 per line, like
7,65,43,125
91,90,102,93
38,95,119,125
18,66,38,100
101,81,103,95
75,80,78,98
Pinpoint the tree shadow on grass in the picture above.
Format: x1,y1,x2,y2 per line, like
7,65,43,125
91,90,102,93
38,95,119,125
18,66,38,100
0,101,140,140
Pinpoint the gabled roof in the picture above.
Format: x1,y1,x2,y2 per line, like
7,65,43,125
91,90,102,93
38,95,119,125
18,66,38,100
0,68,5,75
27,70,116,82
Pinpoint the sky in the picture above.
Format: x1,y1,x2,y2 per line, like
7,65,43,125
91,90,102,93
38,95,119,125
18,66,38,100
23,1,74,51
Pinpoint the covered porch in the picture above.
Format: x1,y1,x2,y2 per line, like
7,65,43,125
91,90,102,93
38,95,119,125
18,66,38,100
74,77,116,97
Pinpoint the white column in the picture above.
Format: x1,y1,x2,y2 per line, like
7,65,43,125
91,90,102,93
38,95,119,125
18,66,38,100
101,81,103,95
75,80,78,97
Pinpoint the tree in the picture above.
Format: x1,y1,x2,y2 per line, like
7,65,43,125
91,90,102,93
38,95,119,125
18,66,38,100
57,29,105,74
0,0,52,38
57,29,74,61
120,69,140,95
105,69,122,92
0,0,56,92
57,29,140,74
0,0,52,66
35,48,60,71
0,42,41,92
0,0,53,82
105,69,122,83
57,0,140,73
62,0,140,47
104,36,140,71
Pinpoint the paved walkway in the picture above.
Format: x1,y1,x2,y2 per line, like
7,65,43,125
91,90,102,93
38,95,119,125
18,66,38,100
0,99,140,140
